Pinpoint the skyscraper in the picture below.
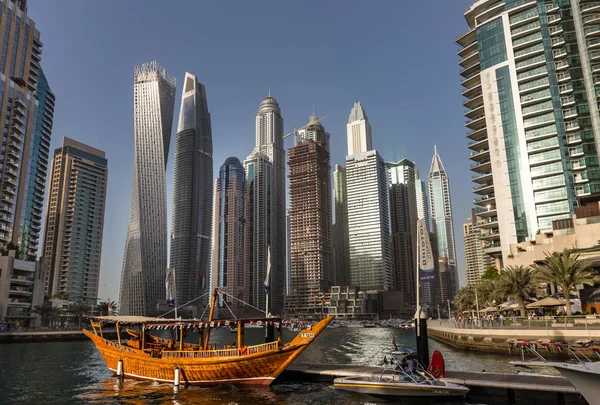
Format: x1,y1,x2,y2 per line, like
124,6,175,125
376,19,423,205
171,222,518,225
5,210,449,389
170,73,213,315
464,209,494,286
0,1,54,259
43,137,108,301
286,116,332,317
119,62,175,316
211,157,247,317
428,146,458,300
415,170,432,233
332,164,349,286
250,94,285,315
460,1,600,265
346,102,393,291
243,150,272,314
387,159,418,307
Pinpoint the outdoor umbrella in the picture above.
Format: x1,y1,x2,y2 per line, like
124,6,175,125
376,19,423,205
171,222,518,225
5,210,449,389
526,297,571,309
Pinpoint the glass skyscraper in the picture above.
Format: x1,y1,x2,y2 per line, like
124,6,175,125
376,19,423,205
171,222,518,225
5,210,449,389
211,157,246,318
460,0,600,265
0,1,54,259
119,62,175,316
332,164,349,287
428,146,458,300
170,73,213,316
345,102,393,291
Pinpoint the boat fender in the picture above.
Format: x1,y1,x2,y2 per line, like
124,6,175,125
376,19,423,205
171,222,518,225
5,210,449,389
428,350,445,378
174,367,181,387
117,360,123,377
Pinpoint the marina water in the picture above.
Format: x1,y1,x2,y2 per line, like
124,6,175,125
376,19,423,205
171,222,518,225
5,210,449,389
0,327,553,404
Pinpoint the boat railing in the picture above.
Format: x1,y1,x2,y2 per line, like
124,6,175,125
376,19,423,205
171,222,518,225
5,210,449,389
162,348,240,359
246,341,278,354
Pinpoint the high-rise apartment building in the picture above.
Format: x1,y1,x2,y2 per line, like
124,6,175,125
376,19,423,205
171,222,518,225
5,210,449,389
346,101,372,156
464,209,494,286
0,1,54,259
286,116,332,318
332,164,349,286
211,157,247,318
460,0,600,265
415,170,432,233
247,94,285,315
387,159,418,308
428,146,458,300
244,150,272,314
42,137,107,301
170,73,213,315
346,102,393,291
119,62,175,316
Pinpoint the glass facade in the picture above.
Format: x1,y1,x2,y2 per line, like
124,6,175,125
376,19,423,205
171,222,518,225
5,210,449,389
477,17,507,70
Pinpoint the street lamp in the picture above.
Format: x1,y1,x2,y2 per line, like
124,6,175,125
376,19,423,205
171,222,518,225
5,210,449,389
474,288,481,326
437,305,440,320
447,299,451,320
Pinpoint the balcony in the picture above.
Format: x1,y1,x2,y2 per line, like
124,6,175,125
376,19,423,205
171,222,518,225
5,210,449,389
576,184,591,197
469,148,490,163
474,194,495,206
588,37,600,50
574,172,589,184
478,217,499,229
466,126,487,142
466,115,486,131
470,159,491,173
555,60,569,71
460,61,480,78
569,146,584,157
462,83,482,100
549,25,563,36
565,121,580,132
465,103,484,120
468,137,488,152
548,14,561,25
480,230,501,241
10,276,34,285
472,171,492,184
463,94,483,111
477,205,497,218
566,133,582,144
583,3,600,14
572,159,587,170
473,182,494,195
551,36,566,47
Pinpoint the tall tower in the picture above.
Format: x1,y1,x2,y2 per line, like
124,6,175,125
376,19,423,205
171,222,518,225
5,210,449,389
346,102,393,291
464,208,494,286
332,164,349,286
43,137,108,302
428,146,458,300
119,62,175,316
170,73,213,315
386,159,418,308
210,157,247,318
460,1,600,266
0,1,55,259
415,170,432,232
243,150,272,314
286,115,332,318
252,93,285,315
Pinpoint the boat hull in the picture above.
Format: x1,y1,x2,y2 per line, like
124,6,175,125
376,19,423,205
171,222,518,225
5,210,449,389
85,316,332,386
334,378,469,398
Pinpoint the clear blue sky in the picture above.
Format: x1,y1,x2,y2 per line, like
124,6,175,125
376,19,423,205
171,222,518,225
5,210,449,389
30,0,475,303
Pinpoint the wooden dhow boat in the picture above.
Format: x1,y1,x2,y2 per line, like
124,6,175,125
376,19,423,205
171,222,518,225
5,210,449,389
85,290,333,386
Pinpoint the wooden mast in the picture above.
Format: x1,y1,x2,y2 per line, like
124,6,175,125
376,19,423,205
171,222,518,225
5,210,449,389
203,289,218,350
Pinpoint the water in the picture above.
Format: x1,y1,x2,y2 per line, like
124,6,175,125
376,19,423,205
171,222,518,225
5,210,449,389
0,327,548,404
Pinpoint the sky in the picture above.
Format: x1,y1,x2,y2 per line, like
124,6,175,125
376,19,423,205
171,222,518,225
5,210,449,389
29,0,476,303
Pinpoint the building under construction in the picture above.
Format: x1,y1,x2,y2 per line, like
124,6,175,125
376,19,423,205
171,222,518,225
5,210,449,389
285,116,332,319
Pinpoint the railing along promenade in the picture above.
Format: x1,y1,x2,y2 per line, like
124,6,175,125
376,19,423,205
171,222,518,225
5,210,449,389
427,316,600,355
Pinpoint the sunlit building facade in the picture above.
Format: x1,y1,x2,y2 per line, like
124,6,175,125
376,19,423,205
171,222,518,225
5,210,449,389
119,62,175,316
460,0,600,265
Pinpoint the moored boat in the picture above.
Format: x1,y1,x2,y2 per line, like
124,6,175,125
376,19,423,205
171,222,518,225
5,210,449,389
85,290,333,386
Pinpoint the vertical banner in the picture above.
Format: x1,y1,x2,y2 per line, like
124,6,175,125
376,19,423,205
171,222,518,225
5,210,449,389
417,219,435,282
166,268,175,307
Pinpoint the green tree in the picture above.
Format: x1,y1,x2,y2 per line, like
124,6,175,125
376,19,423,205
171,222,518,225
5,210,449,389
32,304,52,327
477,278,503,307
481,266,499,281
497,265,541,317
49,307,63,328
69,302,90,327
96,301,117,316
533,249,597,316
453,286,477,313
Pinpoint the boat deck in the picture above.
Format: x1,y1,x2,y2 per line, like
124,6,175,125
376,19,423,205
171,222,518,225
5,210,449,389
281,363,587,404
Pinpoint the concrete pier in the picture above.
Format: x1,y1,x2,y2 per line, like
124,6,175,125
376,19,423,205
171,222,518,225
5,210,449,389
280,362,587,404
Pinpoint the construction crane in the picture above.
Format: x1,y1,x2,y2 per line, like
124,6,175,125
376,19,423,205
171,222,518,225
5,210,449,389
282,114,328,147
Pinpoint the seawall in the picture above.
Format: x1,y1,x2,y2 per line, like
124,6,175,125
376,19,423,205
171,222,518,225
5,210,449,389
428,324,600,356
0,329,117,343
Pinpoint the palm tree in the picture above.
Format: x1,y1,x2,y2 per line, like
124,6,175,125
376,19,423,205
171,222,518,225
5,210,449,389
49,307,63,328
533,249,597,315
497,265,541,317
32,304,52,327
453,286,476,313
69,302,90,327
477,279,503,307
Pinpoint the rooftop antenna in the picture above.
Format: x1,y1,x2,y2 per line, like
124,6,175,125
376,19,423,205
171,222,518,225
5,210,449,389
434,144,438,155
312,104,315,116
268,87,271,97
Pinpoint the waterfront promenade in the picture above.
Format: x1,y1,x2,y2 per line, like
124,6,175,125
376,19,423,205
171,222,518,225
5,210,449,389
428,317,600,355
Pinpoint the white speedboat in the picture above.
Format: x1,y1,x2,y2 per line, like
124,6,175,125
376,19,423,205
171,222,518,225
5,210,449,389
334,369,468,399
334,351,468,399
